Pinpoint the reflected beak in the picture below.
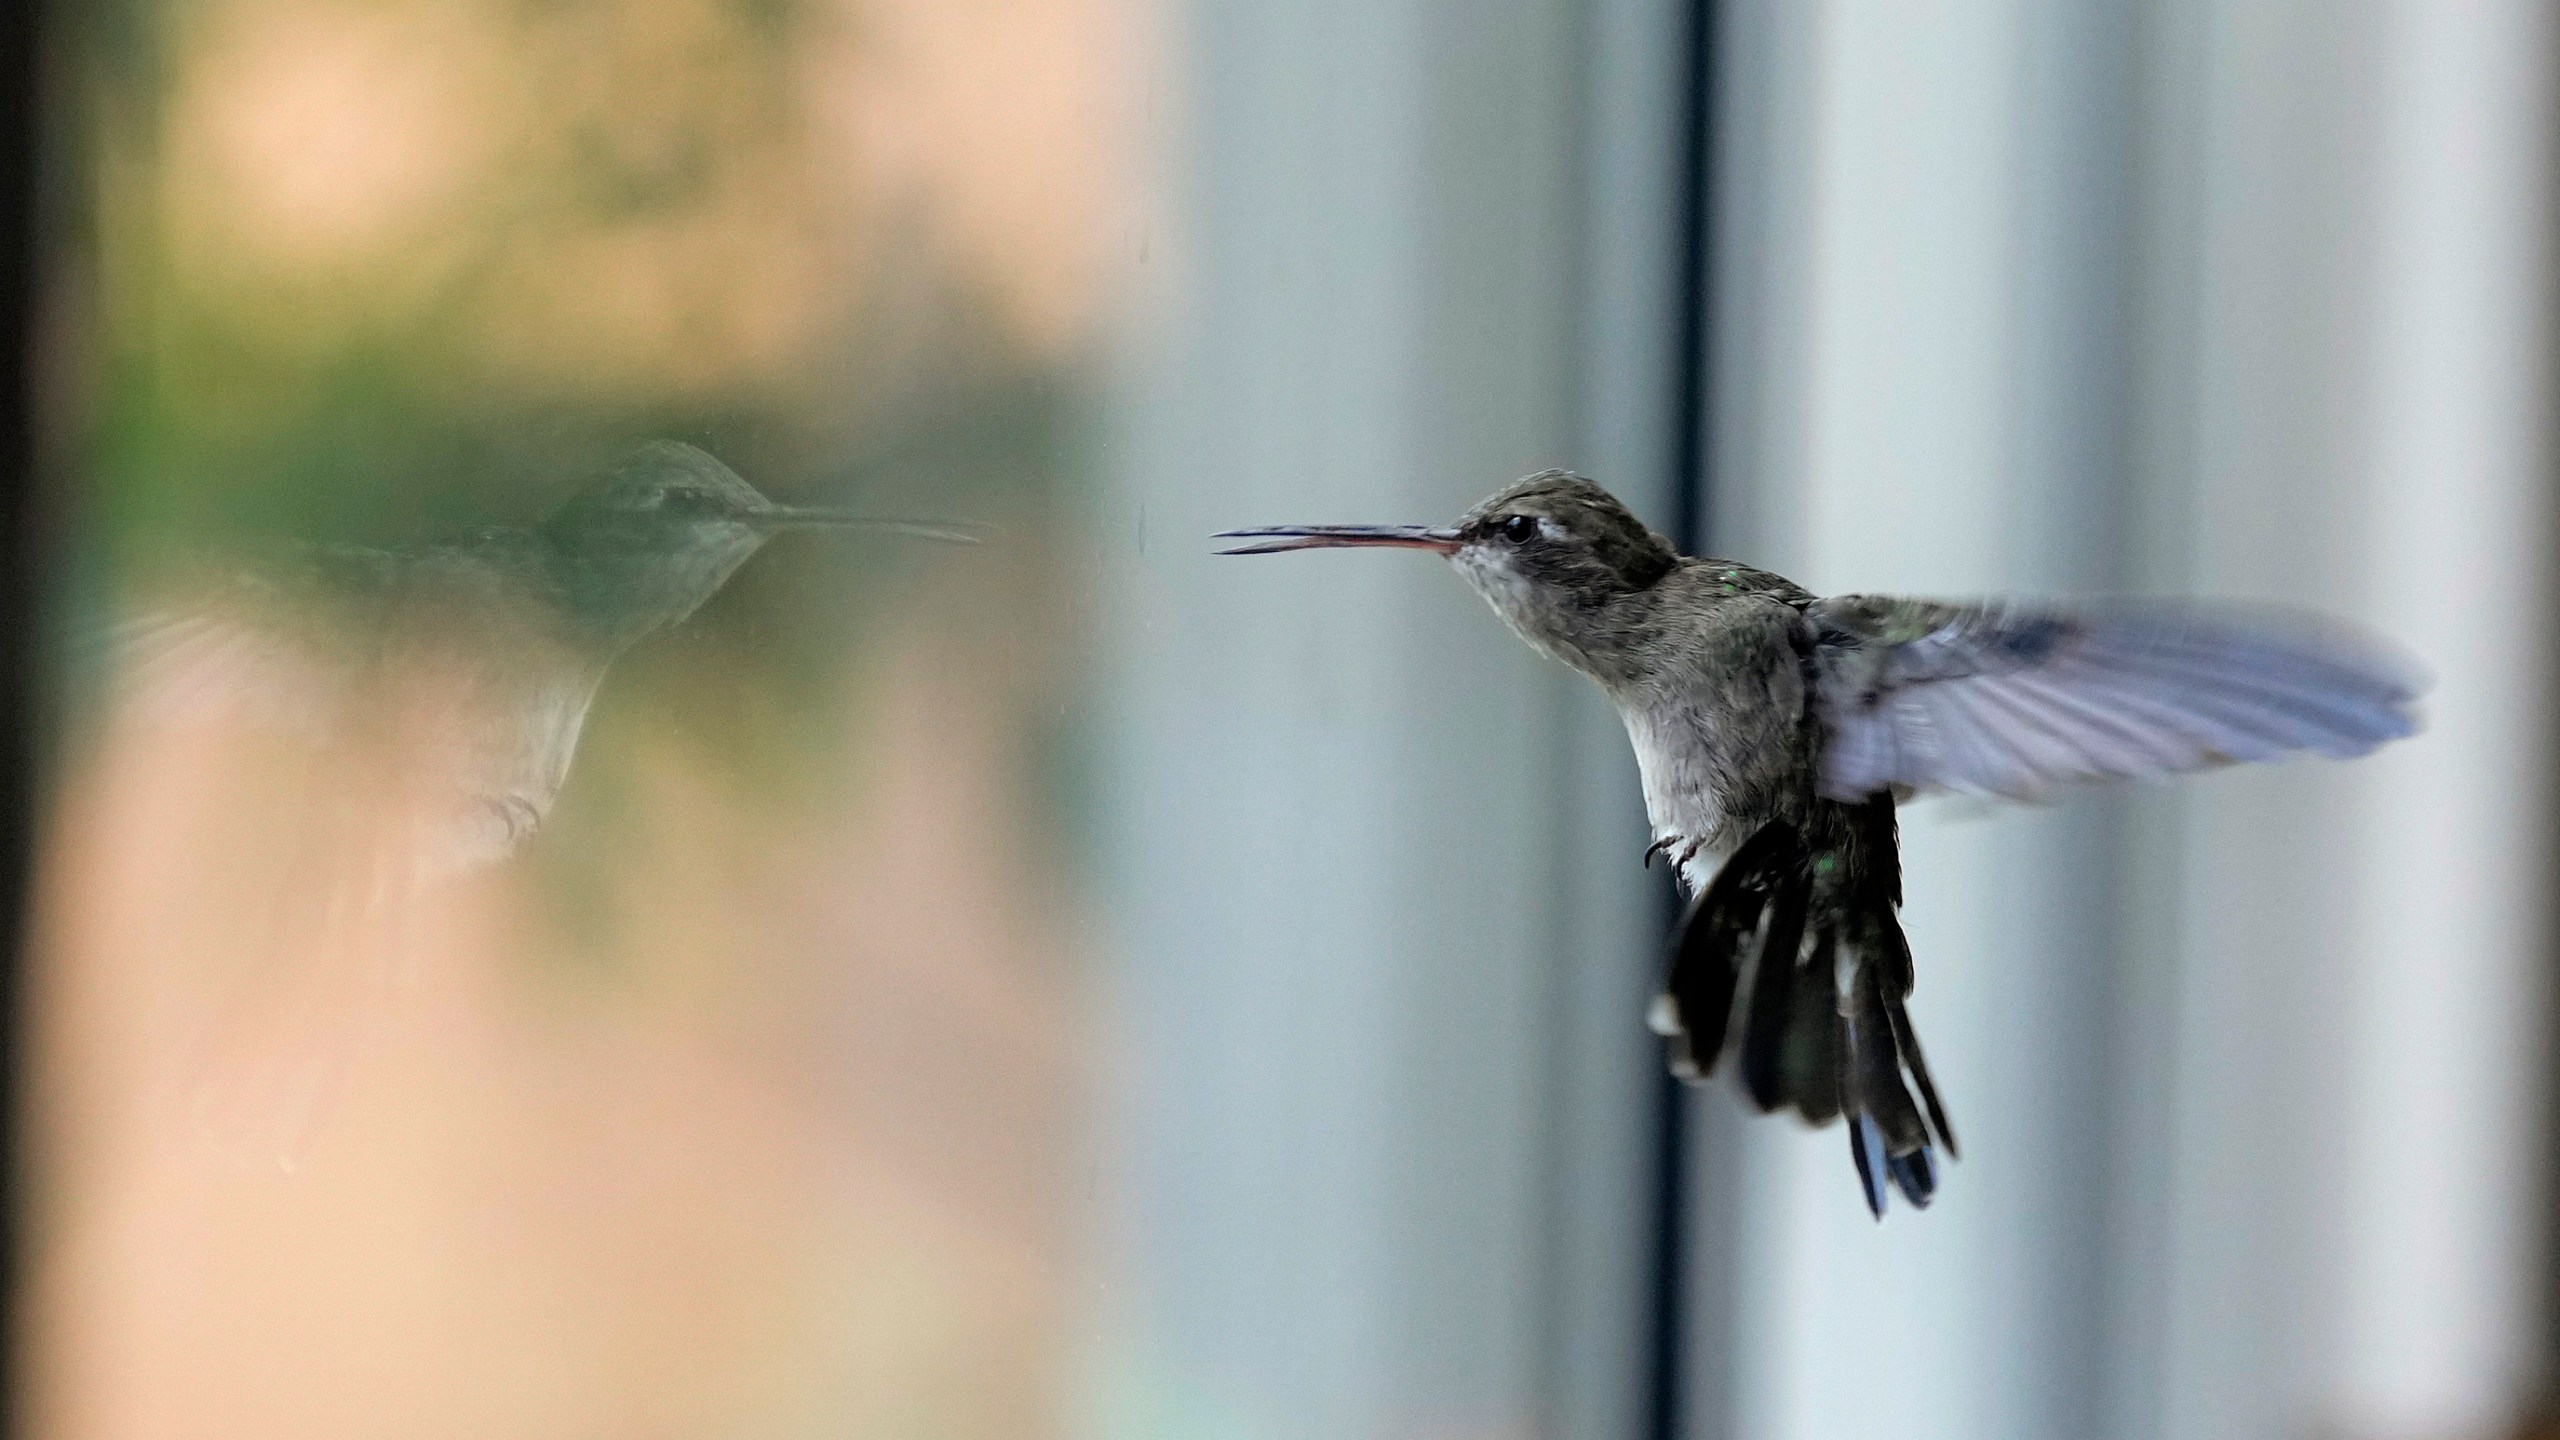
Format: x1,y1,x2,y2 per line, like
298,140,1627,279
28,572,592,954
756,506,985,544
1213,524,1462,557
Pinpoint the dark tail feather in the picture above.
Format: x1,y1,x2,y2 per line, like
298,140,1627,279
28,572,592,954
1657,818,1957,1219
1657,821,1838,1124
1847,1112,1890,1217
1839,906,1955,1216
1782,925,1843,1123
1736,870,1813,1112
1656,821,1801,1080
1876,920,1959,1160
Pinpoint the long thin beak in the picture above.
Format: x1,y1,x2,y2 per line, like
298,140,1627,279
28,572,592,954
757,506,985,544
1213,524,1461,556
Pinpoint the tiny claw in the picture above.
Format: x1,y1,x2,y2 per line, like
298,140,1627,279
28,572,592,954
1646,835,1706,874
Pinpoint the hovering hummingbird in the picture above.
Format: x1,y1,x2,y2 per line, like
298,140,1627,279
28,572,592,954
103,440,974,1162
1218,471,2420,1217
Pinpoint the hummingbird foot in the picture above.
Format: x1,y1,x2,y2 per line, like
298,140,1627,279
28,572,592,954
1643,834,1705,872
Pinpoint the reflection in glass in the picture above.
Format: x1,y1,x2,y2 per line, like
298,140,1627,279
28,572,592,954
32,0,1128,1432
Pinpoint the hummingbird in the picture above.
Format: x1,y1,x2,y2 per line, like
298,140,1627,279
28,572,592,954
101,440,975,1164
115,439,977,873
1217,471,2421,1217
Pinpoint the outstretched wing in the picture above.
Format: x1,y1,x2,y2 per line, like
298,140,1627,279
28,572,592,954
1804,595,2424,802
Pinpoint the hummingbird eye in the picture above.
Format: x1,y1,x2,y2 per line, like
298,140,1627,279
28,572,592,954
1498,514,1539,545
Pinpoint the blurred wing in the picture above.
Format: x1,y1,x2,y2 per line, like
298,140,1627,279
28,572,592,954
182,776,431,1171
102,545,391,737
110,606,349,738
94,552,520,1165
104,544,572,870
1805,596,2424,802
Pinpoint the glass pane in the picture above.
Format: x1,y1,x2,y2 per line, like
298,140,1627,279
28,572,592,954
33,1,1133,1433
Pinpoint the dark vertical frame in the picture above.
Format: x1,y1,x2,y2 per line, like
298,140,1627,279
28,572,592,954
0,0,47,1432
1643,1,1717,1438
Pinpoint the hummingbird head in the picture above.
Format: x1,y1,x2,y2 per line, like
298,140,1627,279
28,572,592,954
541,441,978,646
1215,470,1680,674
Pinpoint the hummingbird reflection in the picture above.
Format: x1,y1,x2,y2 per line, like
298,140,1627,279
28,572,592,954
105,441,974,1161
1220,471,2421,1217
119,440,976,871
